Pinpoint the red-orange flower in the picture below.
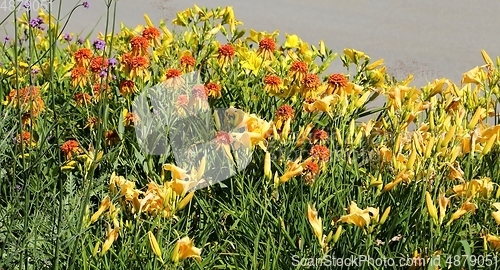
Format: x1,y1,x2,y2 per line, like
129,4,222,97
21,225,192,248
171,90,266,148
205,82,222,99
311,129,328,144
119,80,136,96
89,56,109,73
326,73,348,95
275,104,295,122
218,44,235,65
303,160,319,185
105,130,120,146
130,36,150,56
73,48,93,66
71,66,88,88
121,52,150,79
191,85,208,100
61,140,81,159
5,86,45,117
309,145,330,162
303,73,321,90
215,131,232,145
176,94,189,108
263,75,281,94
164,68,184,88
289,61,308,81
180,55,196,71
74,92,92,106
16,131,33,146
257,38,276,60
124,112,140,127
142,27,161,43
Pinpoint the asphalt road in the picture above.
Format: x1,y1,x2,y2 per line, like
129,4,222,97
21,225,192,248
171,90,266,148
2,0,500,86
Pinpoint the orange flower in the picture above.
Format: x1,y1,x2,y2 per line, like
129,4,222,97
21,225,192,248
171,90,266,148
74,92,92,106
180,55,196,71
303,160,319,185
119,80,137,96
123,112,139,127
275,104,295,122
84,116,100,130
302,73,321,95
164,69,184,89
73,48,93,66
257,37,276,60
309,145,330,162
105,130,120,146
121,52,150,79
71,66,88,88
311,129,328,144
289,61,308,82
326,73,348,95
89,56,108,73
130,36,150,56
205,82,222,99
218,44,235,65
142,27,161,40
61,140,81,159
263,75,281,95
5,86,45,117
16,131,34,146
142,26,161,46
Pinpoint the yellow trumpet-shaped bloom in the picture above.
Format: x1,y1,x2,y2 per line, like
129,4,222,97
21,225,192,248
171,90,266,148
491,203,500,225
446,200,476,226
340,202,379,229
171,236,202,263
148,231,164,263
425,192,438,225
307,204,323,244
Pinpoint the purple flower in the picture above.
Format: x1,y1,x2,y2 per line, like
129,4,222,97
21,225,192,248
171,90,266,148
31,68,40,75
99,68,108,78
4,36,10,42
83,1,90,8
37,24,46,31
63,33,73,42
29,18,40,28
77,37,84,45
29,17,44,28
93,39,106,51
108,58,117,68
23,1,30,9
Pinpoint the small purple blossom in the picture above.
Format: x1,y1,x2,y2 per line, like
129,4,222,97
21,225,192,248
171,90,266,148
77,37,84,45
4,36,10,42
63,33,73,42
93,39,106,51
99,68,108,78
37,24,46,31
108,58,117,68
83,1,90,8
29,17,44,28
23,1,30,9
31,68,40,75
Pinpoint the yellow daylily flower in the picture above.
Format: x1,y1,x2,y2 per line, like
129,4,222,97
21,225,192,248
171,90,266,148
485,234,500,251
446,200,476,226
148,231,164,263
307,204,324,244
461,66,487,85
343,48,368,64
90,196,111,223
283,34,301,49
340,202,379,229
240,51,264,75
425,191,438,225
171,236,202,263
